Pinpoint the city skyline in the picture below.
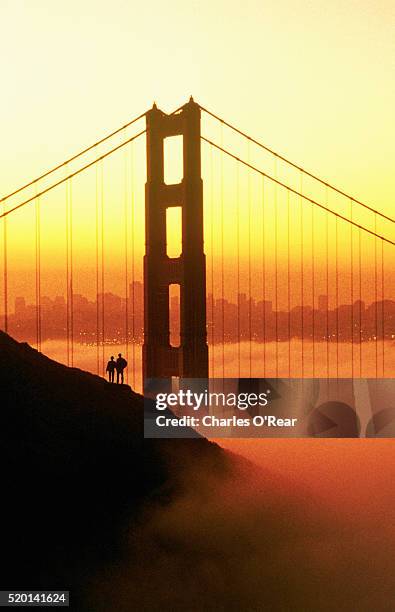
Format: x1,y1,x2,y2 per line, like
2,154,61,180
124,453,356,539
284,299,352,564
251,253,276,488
8,281,395,346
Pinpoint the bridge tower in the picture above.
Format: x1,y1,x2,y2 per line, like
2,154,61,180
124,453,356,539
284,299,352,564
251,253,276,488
143,98,208,390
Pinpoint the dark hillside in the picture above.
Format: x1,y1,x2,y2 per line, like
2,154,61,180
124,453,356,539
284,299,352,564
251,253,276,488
0,332,226,603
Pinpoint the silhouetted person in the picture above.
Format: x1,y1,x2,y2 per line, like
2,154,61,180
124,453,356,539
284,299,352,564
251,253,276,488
116,353,127,384
106,356,116,383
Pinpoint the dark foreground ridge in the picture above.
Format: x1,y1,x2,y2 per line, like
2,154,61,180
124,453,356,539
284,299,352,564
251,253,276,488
0,332,227,603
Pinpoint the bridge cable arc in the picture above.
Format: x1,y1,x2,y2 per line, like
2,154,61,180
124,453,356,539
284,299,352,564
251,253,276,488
0,130,146,221
201,137,395,247
0,113,147,204
199,105,395,225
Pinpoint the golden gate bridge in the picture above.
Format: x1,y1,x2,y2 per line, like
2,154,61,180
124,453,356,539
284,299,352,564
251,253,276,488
1,97,394,392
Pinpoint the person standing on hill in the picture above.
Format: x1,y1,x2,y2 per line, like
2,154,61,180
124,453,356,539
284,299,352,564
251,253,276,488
106,356,116,383
116,353,127,384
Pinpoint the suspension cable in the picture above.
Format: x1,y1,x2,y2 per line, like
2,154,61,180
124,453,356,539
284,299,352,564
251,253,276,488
199,105,395,225
0,113,146,204
201,138,395,247
0,130,146,221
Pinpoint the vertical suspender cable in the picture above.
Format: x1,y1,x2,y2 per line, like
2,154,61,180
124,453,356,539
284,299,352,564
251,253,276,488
287,188,291,377
35,195,41,351
381,240,385,376
210,144,215,377
101,162,105,377
69,178,74,367
335,216,339,381
350,200,354,378
236,160,241,378
274,157,278,377
124,141,129,385
66,179,70,366
130,141,136,389
95,165,100,375
300,172,304,378
374,215,378,378
35,197,38,348
311,203,315,377
247,142,252,377
358,227,362,376
65,177,74,366
220,125,225,379
325,188,329,380
2,209,7,333
262,176,266,378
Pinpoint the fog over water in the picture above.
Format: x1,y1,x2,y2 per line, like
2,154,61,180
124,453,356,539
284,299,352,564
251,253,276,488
41,339,395,395
85,440,395,611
